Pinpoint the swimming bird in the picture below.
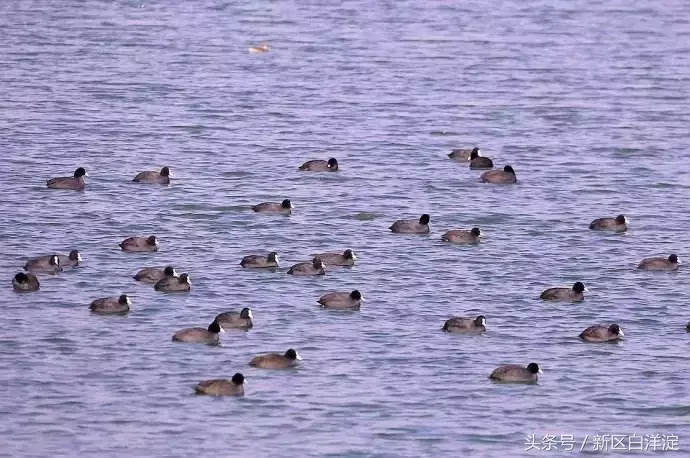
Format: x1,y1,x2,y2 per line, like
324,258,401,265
579,324,624,343
134,265,177,283
540,282,586,302
489,363,541,383
637,254,679,271
240,252,279,268
589,214,627,232
172,319,224,344
12,272,40,292
469,150,494,170
46,167,87,190
287,258,326,276
249,349,301,369
24,254,61,275
133,167,170,184
252,199,292,215
57,250,82,269
194,373,245,396
214,308,253,330
249,43,270,53
389,214,430,234
318,290,363,310
442,315,486,333
298,158,339,172
119,235,159,252
89,294,131,315
441,228,481,244
311,249,356,267
155,273,191,292
448,147,479,162
480,165,517,184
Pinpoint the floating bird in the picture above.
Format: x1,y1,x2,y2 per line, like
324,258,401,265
287,258,326,276
299,158,338,172
469,150,494,170
133,167,170,184
155,273,191,292
194,373,245,396
540,282,586,302
119,236,159,252
489,363,541,383
318,290,363,310
442,315,486,333
249,349,302,369
24,254,61,275
589,214,627,233
46,167,87,190
480,165,517,184
134,265,177,284
579,324,624,343
311,249,356,267
441,228,481,244
12,272,39,292
240,252,279,268
448,147,478,162
172,319,224,344
89,294,131,315
252,199,292,215
390,214,430,234
57,250,82,269
637,254,679,271
214,308,253,330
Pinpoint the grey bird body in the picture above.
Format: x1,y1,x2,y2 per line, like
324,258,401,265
311,249,356,267
24,255,62,275
154,273,191,292
589,214,627,232
442,315,486,333
480,166,517,184
12,272,40,292
47,167,87,190
288,258,325,276
240,252,279,268
318,290,362,310
215,308,253,330
120,236,159,252
250,349,302,369
90,295,131,315
638,254,679,271
579,324,624,343
489,363,541,383
253,199,293,215
133,167,170,184
540,282,586,302
299,158,338,172
195,374,245,396
441,228,481,244
390,214,430,234
172,320,223,344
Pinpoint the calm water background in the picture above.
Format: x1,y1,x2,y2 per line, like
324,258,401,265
1,1,690,457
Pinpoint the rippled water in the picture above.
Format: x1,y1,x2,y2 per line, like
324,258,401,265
2,1,690,457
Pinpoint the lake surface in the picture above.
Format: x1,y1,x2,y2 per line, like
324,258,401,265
1,0,690,456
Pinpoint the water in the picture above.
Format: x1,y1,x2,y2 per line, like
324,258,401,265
1,1,690,456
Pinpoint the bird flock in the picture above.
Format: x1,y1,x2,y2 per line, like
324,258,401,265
11,149,682,393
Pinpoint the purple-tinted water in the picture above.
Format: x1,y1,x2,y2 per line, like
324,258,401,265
1,1,689,457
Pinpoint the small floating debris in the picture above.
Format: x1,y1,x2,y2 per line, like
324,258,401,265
249,43,270,53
